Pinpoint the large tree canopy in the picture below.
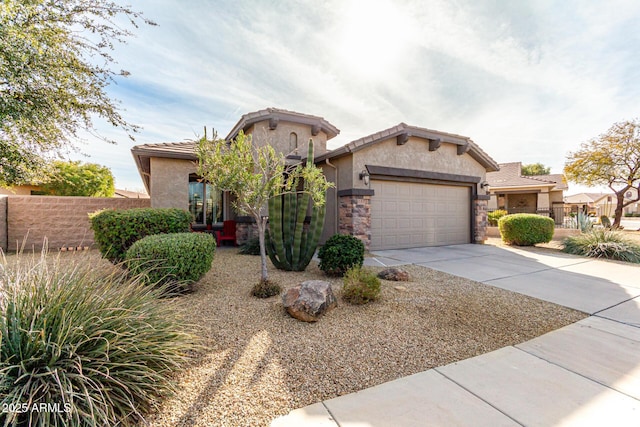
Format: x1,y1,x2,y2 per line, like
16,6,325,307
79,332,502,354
565,119,640,228
521,163,551,176
41,160,115,197
0,0,154,185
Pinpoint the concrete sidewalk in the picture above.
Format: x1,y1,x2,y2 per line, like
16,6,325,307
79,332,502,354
272,244,640,426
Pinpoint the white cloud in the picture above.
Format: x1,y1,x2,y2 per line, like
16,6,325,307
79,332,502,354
72,0,640,193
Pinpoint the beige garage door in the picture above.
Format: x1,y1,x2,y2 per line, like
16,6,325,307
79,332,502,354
370,180,471,250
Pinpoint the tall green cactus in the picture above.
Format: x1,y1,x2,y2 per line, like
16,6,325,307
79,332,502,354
267,139,327,271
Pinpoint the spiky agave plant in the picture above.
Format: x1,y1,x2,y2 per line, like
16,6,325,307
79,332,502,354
562,229,640,263
0,251,196,427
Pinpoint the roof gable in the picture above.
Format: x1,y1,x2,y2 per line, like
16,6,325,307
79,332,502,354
315,123,499,172
225,107,340,141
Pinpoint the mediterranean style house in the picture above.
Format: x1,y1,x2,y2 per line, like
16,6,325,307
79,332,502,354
131,108,499,250
486,162,568,220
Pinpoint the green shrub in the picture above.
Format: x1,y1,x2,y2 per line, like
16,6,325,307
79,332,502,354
239,237,261,255
251,279,282,298
318,234,365,276
0,253,194,427
90,208,192,263
498,213,554,246
342,266,381,305
125,232,216,291
562,229,640,263
488,209,508,226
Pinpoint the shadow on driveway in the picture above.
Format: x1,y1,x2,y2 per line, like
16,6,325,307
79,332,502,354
314,244,640,426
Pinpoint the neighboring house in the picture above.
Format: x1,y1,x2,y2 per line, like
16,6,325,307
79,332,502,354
113,189,149,199
0,184,147,198
565,191,640,217
131,107,499,250
486,162,568,222
0,185,44,195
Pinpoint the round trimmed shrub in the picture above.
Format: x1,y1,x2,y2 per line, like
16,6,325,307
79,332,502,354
125,232,216,291
342,266,381,305
318,234,365,276
498,213,554,246
0,254,194,427
90,208,193,263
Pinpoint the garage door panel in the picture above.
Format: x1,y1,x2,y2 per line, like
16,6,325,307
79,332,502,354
371,180,471,250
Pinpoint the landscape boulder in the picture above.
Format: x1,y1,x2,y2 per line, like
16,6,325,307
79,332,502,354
282,280,337,322
378,268,410,281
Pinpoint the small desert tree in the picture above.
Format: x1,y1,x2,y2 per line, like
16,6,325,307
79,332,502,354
521,163,551,176
198,131,330,286
198,131,284,284
42,160,115,196
565,119,640,228
0,0,155,185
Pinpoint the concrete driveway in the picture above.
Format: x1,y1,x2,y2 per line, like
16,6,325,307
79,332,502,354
368,243,640,322
273,244,640,426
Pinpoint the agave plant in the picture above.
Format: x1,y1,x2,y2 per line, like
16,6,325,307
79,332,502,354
0,251,196,427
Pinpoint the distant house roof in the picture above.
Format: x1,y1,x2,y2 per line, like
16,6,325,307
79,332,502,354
564,193,614,204
114,188,149,199
487,162,567,190
225,107,340,141
315,123,500,172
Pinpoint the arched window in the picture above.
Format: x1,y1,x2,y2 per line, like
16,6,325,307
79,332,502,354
289,132,298,154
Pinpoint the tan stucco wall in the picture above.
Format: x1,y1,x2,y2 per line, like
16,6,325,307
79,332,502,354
351,137,487,191
488,194,498,210
149,157,195,210
549,190,564,204
250,120,328,157
319,162,339,243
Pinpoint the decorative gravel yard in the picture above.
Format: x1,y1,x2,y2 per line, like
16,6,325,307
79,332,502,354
140,248,586,427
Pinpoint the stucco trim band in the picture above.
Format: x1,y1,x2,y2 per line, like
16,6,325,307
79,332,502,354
336,189,375,197
365,165,481,184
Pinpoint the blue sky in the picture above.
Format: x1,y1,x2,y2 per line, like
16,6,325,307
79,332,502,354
70,0,640,193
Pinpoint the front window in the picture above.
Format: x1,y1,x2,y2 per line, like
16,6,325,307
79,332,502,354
189,175,223,225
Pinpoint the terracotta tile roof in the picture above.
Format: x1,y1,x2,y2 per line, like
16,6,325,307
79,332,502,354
130,141,197,160
487,162,567,190
114,189,149,198
564,193,611,204
225,107,340,141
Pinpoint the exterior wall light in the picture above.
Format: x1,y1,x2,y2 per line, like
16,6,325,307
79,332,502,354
359,170,370,186
480,181,490,190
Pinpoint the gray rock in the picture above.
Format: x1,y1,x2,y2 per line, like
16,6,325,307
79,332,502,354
282,280,337,322
378,268,410,281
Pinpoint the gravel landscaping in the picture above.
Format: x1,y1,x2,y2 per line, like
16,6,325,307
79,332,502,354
140,248,587,427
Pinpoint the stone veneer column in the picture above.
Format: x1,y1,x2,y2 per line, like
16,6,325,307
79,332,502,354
338,193,372,250
474,196,489,243
234,216,258,245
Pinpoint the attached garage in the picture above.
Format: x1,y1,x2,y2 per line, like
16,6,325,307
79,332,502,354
316,122,499,250
370,180,471,250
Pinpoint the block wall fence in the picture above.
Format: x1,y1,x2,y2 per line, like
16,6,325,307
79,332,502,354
0,195,150,252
